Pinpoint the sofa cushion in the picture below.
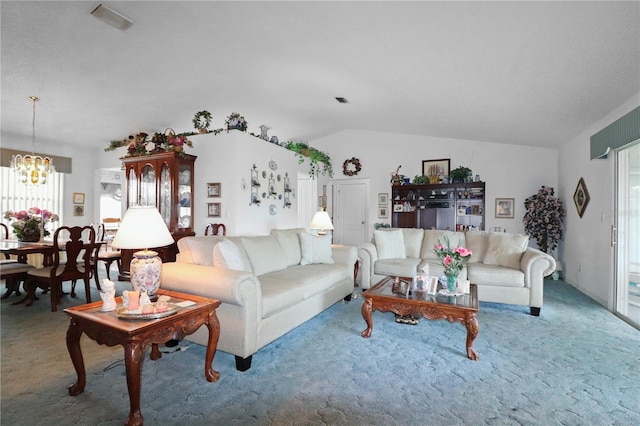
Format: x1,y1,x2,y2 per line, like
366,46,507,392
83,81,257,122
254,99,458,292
483,233,529,270
374,258,421,278
465,231,489,263
421,230,466,260
176,236,223,266
259,276,305,317
241,236,288,276
270,228,305,267
374,229,406,259
467,263,525,287
300,233,334,265
213,239,252,272
264,263,348,301
400,228,424,258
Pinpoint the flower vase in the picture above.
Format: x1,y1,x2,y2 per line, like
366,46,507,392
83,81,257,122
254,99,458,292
446,274,457,293
19,228,40,242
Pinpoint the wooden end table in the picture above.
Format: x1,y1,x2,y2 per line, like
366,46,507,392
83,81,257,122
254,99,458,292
361,276,480,360
64,289,221,426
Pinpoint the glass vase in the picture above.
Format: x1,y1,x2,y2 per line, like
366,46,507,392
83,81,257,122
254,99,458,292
446,274,457,292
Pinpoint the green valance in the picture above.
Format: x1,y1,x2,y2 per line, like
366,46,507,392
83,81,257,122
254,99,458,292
590,106,640,159
0,148,72,173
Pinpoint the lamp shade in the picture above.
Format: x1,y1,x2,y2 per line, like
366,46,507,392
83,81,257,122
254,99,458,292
112,206,174,250
309,211,334,231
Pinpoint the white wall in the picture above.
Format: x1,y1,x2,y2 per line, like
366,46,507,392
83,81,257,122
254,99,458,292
311,129,558,242
558,92,640,308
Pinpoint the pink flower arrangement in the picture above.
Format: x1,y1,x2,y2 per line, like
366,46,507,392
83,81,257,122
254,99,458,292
433,237,472,278
3,207,59,240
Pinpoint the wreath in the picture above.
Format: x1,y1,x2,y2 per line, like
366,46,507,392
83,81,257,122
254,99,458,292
192,110,212,130
342,157,362,176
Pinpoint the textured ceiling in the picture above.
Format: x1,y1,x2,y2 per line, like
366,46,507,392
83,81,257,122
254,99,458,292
1,1,638,152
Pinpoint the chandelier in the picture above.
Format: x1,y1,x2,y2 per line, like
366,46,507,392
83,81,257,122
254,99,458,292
11,96,54,185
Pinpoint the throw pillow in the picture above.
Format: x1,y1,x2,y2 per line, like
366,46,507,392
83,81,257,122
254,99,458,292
483,233,529,270
241,236,288,276
213,239,252,272
465,231,489,263
299,233,334,265
270,228,305,266
374,229,406,260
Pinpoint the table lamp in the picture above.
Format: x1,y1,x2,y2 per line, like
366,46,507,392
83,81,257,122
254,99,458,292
309,211,334,235
112,206,174,301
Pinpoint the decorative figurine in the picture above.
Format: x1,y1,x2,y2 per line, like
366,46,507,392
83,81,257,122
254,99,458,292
100,279,117,312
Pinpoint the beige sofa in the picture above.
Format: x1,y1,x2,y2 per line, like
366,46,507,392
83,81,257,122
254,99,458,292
357,228,555,316
161,229,357,371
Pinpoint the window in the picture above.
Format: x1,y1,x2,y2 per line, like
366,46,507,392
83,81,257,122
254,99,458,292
0,166,64,237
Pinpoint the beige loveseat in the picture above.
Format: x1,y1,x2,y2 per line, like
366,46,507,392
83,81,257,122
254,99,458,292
357,229,555,316
161,229,357,371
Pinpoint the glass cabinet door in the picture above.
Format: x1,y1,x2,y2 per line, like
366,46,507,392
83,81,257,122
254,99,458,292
159,163,171,227
177,164,192,229
140,164,156,206
128,168,138,207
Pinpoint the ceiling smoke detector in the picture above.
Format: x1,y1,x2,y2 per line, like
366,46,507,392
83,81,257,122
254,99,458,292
91,4,134,31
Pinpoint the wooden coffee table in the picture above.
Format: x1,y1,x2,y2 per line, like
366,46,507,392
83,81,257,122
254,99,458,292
361,276,479,360
64,289,221,426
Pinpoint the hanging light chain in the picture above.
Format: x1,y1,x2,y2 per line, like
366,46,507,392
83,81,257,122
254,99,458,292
30,96,39,155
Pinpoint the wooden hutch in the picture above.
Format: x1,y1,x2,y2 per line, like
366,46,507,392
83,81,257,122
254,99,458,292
391,181,485,231
119,151,196,280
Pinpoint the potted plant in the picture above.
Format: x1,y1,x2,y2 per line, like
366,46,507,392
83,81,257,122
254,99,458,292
523,186,566,254
193,111,212,133
285,141,333,179
450,166,472,183
412,175,429,185
226,112,247,132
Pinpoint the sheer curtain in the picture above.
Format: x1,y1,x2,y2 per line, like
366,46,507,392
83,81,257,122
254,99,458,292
0,166,64,238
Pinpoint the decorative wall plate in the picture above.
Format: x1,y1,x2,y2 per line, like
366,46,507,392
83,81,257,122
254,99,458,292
269,160,278,171
269,204,277,215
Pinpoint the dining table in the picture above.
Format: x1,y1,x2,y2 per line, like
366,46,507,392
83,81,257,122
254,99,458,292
0,239,104,305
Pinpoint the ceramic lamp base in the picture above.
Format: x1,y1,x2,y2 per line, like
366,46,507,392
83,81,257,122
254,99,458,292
130,250,162,301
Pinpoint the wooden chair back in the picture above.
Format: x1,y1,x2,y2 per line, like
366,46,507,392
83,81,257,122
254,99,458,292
204,223,226,236
0,223,9,240
52,225,95,281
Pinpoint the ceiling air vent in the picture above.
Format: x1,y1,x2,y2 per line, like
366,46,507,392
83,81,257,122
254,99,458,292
91,4,134,31
335,97,349,104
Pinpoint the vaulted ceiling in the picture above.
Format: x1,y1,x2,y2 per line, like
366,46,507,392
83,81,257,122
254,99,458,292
2,1,638,153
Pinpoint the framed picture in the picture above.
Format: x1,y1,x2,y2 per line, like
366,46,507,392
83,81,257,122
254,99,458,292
573,177,590,218
427,276,439,295
207,182,221,198
422,159,450,178
495,198,514,219
73,192,85,204
207,202,221,218
378,193,388,205
73,205,84,216
378,206,388,219
393,204,403,212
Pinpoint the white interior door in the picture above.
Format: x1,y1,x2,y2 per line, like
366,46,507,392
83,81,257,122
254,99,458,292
333,179,369,245
297,173,317,229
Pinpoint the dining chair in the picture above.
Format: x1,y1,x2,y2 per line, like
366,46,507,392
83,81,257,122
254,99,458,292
204,223,226,236
96,218,121,280
1,223,34,298
25,225,95,312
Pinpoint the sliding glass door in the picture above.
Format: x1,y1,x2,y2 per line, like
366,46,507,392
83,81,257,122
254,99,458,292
615,142,640,328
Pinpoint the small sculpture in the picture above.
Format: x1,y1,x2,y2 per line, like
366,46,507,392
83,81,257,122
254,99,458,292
100,279,117,312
